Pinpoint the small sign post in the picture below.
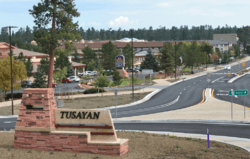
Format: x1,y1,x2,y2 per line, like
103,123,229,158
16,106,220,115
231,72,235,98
207,128,210,148
229,89,248,119
114,89,118,120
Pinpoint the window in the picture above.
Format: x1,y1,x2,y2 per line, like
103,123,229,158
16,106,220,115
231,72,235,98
140,57,143,61
136,58,138,61
158,47,161,50
152,47,155,49
134,48,137,51
220,48,223,51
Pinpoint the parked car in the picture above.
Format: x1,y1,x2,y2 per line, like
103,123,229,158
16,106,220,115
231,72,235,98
45,82,57,88
78,72,84,76
21,80,33,88
126,69,139,73
61,78,72,83
85,71,95,76
92,71,97,75
225,65,231,70
68,76,81,82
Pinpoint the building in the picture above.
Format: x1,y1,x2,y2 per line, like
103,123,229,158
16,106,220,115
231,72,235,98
198,40,232,53
0,42,86,78
213,33,239,44
116,37,146,42
58,40,207,68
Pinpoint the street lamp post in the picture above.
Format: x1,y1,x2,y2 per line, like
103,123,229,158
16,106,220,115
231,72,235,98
130,29,134,99
175,41,177,80
3,26,18,115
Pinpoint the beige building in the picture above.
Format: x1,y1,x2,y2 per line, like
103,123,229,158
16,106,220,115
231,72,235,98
0,42,86,79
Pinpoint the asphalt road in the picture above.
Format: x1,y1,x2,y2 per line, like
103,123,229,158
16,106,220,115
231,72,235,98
213,74,250,107
2,117,250,139
108,59,250,119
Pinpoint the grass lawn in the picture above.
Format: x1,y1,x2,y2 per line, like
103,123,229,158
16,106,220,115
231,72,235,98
110,78,151,86
182,68,191,71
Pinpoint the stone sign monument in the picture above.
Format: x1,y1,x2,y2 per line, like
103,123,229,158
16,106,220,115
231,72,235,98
13,88,129,156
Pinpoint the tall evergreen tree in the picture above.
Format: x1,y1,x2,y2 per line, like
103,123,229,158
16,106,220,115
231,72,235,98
140,48,159,72
159,42,174,77
122,44,133,69
25,57,34,78
100,41,119,71
29,0,81,88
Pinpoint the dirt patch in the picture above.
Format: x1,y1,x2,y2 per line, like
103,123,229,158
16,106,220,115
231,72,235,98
0,92,150,115
63,93,149,109
0,131,249,159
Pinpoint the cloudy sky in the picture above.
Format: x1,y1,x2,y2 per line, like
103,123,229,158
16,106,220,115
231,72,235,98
0,0,249,32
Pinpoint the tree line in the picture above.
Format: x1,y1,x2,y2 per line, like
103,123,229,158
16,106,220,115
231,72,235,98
0,24,239,45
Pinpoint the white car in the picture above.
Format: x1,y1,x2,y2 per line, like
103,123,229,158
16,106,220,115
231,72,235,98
225,65,231,70
85,71,95,76
92,71,97,75
68,76,81,82
77,72,84,76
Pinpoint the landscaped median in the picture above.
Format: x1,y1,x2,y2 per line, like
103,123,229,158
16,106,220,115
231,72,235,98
0,88,156,116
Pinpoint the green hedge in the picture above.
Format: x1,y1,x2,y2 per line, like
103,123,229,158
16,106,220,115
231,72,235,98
5,93,23,100
83,88,105,94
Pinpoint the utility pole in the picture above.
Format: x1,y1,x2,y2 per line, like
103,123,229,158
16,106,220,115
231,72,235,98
3,26,18,115
175,41,177,79
130,29,134,99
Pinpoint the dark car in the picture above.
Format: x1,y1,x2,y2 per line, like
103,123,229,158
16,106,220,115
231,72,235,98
21,80,33,88
126,69,139,73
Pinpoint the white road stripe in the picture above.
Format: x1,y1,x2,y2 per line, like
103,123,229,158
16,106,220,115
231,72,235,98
4,121,16,124
211,77,224,83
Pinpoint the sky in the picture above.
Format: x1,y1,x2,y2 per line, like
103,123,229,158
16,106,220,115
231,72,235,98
0,0,249,32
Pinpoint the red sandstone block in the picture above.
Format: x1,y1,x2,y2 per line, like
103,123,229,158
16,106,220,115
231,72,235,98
68,143,80,146
112,145,120,149
99,145,113,149
88,145,99,149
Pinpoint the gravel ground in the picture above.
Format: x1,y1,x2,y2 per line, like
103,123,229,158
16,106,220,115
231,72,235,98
0,131,249,159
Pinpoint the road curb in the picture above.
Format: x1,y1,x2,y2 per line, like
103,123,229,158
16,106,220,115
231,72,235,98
113,119,250,125
116,129,250,153
228,68,250,83
97,89,161,110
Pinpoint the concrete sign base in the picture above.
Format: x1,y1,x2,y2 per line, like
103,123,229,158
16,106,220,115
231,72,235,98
13,88,129,156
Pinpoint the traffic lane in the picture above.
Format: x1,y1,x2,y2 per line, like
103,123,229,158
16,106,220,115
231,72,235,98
213,76,250,108
0,117,17,131
110,75,208,118
114,123,250,139
210,74,237,84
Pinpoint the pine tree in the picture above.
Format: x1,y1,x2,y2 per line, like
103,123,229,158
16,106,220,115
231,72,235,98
100,41,119,71
140,48,159,72
29,0,81,88
32,71,46,88
25,57,33,78
112,70,122,86
122,44,133,69
159,42,174,77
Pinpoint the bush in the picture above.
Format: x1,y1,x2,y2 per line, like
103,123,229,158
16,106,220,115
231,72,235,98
5,93,23,100
83,88,105,94
112,70,122,86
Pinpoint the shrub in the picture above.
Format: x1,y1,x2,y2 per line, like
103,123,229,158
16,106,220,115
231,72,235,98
81,81,85,84
83,88,105,94
113,70,122,86
5,93,23,100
